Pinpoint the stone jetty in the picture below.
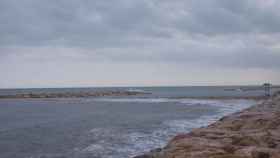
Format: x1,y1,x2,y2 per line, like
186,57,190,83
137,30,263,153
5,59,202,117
135,91,280,158
0,90,150,99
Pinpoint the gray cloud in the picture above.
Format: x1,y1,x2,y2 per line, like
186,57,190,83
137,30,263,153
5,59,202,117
1,0,280,45
0,0,280,87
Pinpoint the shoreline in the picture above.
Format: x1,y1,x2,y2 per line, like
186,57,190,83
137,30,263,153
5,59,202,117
0,91,150,99
135,91,280,158
0,91,266,101
170,96,267,100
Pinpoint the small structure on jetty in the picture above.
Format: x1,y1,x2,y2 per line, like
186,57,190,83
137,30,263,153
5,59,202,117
263,83,271,97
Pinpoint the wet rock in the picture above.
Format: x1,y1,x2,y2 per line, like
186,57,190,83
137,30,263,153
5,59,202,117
133,154,153,158
252,151,270,158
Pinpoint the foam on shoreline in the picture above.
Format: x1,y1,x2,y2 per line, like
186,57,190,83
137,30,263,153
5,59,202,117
80,99,258,158
135,92,280,158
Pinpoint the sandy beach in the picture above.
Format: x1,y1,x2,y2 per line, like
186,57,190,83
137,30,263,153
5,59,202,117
135,91,280,158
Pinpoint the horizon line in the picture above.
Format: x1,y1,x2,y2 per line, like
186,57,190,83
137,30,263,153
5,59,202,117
1,84,279,90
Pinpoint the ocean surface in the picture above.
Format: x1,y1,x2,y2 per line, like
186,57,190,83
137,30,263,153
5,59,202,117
0,86,267,158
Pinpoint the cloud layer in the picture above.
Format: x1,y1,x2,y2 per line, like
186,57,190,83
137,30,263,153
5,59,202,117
0,0,280,87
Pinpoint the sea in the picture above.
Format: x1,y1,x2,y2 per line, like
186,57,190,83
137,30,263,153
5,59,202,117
0,86,269,158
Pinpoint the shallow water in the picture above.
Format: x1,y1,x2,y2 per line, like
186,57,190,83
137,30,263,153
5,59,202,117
0,87,260,158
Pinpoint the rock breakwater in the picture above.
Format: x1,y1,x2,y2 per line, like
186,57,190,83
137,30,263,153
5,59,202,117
135,92,280,158
0,91,150,99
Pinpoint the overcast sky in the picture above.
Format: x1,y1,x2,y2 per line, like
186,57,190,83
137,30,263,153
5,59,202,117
0,0,280,88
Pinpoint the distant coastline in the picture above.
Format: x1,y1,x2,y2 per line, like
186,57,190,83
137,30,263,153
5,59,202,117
0,92,266,100
0,91,150,99
0,85,278,100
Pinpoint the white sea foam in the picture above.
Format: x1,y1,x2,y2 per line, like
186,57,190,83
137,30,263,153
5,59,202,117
126,88,147,93
82,128,168,157
163,99,259,136
93,98,171,103
81,99,259,158
92,97,258,106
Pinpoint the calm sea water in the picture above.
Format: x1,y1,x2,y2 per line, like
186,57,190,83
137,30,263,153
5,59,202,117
0,86,265,158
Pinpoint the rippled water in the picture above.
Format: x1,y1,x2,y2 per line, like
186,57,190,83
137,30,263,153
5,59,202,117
0,87,260,158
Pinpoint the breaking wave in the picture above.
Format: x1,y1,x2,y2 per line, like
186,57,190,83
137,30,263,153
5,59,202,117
80,98,258,158
126,88,147,93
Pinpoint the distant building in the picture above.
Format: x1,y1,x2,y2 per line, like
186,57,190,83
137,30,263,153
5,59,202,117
263,83,272,97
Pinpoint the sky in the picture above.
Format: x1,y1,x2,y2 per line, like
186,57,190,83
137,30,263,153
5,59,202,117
0,0,280,88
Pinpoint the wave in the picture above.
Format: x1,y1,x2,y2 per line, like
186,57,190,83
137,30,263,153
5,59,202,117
92,98,171,103
163,99,256,133
92,97,258,106
126,88,147,93
79,99,258,158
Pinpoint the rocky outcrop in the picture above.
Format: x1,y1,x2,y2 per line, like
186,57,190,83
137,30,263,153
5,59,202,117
135,93,280,158
0,91,150,99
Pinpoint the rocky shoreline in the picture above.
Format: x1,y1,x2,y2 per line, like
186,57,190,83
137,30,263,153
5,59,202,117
0,91,150,99
171,96,267,100
135,91,280,158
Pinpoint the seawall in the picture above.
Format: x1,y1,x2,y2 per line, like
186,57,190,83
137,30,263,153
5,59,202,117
135,92,280,158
